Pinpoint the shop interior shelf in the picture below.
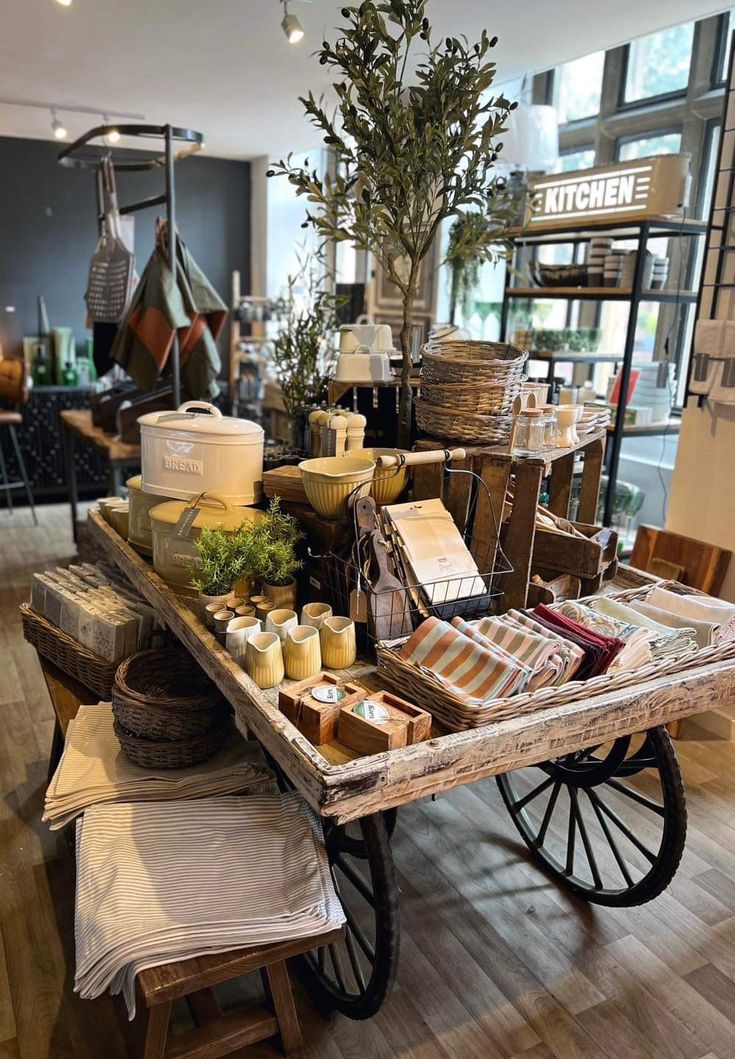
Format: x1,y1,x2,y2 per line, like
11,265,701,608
505,286,699,303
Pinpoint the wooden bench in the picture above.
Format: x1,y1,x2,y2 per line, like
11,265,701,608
135,931,344,1059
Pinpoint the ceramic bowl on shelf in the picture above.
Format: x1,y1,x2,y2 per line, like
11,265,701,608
298,456,375,520
349,448,409,505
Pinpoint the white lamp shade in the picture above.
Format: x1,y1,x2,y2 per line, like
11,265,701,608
500,104,559,172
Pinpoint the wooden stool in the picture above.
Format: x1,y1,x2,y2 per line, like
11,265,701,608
134,930,344,1059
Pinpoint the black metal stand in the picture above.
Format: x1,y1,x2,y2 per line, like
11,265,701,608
58,123,204,408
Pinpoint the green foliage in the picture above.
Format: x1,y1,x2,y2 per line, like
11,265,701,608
190,524,252,596
268,0,517,443
245,498,304,588
272,244,341,418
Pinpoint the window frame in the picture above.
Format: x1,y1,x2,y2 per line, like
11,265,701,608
614,126,684,162
617,29,694,111
553,52,606,125
710,12,732,88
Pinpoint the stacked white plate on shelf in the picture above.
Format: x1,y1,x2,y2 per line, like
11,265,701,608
577,404,612,437
587,237,612,287
650,256,670,289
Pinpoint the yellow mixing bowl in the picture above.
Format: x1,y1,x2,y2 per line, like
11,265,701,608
349,448,409,506
298,456,375,519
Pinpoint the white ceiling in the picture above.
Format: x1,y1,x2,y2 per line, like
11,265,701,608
0,0,730,160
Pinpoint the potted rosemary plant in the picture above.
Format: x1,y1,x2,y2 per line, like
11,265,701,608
190,525,253,617
246,499,303,609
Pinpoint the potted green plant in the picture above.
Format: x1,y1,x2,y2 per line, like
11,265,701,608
189,524,253,617
245,498,303,609
269,0,517,446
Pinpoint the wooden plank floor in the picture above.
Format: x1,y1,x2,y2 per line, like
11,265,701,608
4,503,735,1058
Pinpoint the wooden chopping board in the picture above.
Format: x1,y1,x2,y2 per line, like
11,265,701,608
263,465,308,505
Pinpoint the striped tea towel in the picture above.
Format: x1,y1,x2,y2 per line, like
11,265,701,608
504,610,586,682
45,703,275,829
473,614,566,689
399,617,529,703
450,617,534,696
646,586,735,645
74,793,345,1017
557,601,653,672
629,599,715,651
590,596,696,658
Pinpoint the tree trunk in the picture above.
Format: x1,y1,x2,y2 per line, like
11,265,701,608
398,287,415,449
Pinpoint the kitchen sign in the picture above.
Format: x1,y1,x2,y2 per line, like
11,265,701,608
526,155,691,229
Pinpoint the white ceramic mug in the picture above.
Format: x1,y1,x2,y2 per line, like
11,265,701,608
283,625,322,680
225,616,263,664
266,608,298,641
301,602,333,630
320,616,357,669
245,632,285,689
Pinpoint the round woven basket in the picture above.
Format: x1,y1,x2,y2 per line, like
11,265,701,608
422,343,528,388
114,648,222,713
415,398,514,445
113,717,231,770
421,378,524,416
112,696,228,742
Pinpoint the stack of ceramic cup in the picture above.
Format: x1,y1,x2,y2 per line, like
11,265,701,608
603,250,626,287
621,249,653,290
587,237,612,287
223,602,358,688
651,256,669,289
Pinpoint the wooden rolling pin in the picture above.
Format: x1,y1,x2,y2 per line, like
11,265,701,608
375,448,467,468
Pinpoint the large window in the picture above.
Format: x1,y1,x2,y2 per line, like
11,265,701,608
623,23,695,103
555,147,596,172
555,52,605,123
617,131,683,161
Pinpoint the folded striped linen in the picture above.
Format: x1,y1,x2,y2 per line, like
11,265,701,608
589,596,696,658
646,586,735,645
44,703,276,830
628,599,716,651
451,617,534,693
74,793,345,1018
556,601,653,672
472,614,567,689
400,616,532,702
533,604,624,678
503,610,586,683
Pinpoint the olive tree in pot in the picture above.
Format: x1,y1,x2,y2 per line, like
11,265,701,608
269,0,517,446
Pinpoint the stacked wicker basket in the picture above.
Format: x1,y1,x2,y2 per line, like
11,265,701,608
417,340,528,445
112,648,230,768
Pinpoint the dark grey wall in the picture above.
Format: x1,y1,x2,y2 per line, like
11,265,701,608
0,135,250,372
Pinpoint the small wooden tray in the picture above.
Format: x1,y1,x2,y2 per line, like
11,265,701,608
338,690,431,756
278,672,366,745
263,465,308,505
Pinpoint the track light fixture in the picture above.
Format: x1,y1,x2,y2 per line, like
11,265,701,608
51,109,68,140
104,116,121,144
281,1,304,44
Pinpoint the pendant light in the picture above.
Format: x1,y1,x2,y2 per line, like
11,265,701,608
51,109,68,140
55,0,73,6
281,1,304,44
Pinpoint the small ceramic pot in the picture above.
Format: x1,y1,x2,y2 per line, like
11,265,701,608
226,596,245,611
256,600,275,622
265,608,298,641
262,579,298,611
245,632,284,689
199,591,232,622
225,616,263,664
320,616,357,669
283,625,322,680
235,604,257,618
205,601,228,629
213,609,235,643
301,602,333,630
250,595,269,607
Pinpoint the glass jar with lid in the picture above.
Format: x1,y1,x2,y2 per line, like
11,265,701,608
512,408,546,456
540,405,557,449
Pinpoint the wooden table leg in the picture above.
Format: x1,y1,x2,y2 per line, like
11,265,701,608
501,462,543,612
266,961,302,1055
577,437,605,525
548,452,575,519
142,1002,171,1059
47,718,64,783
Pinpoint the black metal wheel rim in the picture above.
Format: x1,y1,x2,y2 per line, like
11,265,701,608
497,726,687,906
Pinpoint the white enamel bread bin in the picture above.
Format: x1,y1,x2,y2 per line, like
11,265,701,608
138,401,264,506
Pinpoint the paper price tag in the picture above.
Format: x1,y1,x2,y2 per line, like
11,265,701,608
311,684,346,704
354,700,390,724
174,508,199,538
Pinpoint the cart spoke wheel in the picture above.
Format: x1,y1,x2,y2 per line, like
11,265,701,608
299,813,400,1019
267,757,400,1018
497,726,686,906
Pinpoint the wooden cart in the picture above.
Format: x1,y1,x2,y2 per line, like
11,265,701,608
88,509,735,1022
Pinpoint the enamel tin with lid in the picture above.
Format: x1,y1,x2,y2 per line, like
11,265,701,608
149,492,265,597
138,401,264,506
126,475,174,557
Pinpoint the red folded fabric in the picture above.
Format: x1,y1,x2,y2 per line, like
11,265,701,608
532,604,624,678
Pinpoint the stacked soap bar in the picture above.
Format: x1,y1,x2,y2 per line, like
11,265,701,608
29,561,159,663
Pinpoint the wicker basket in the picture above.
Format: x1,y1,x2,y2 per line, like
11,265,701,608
422,343,528,389
113,717,231,770
415,398,514,445
114,648,222,713
112,695,228,741
421,379,524,416
20,603,117,698
375,584,735,731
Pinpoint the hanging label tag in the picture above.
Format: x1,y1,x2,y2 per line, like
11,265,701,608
174,508,199,538
350,588,369,623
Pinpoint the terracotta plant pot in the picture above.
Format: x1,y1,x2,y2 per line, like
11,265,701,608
262,578,297,610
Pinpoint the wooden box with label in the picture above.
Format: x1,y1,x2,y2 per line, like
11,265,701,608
278,673,367,745
338,691,432,756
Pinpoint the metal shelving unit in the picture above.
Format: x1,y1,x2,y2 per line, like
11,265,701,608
500,214,708,524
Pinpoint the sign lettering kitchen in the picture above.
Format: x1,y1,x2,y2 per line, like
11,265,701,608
531,165,652,223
